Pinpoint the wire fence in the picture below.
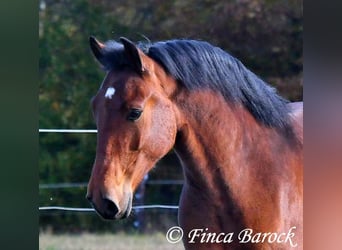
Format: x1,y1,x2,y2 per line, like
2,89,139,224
39,129,97,133
39,180,181,212
39,205,178,212
39,180,183,189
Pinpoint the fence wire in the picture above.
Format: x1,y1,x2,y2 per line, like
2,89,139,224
39,205,179,212
39,129,97,133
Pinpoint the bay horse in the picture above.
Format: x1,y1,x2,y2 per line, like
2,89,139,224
86,36,303,250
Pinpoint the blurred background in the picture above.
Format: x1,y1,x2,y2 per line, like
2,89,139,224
39,0,302,249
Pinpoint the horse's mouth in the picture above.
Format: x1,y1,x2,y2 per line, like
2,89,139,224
114,195,132,220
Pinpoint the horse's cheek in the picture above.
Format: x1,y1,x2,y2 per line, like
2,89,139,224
148,106,176,156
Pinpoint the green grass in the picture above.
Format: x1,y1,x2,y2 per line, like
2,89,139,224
39,232,184,250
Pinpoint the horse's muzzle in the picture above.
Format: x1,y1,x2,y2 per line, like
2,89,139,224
86,193,132,220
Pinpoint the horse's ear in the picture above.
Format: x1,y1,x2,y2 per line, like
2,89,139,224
120,37,145,75
89,36,105,61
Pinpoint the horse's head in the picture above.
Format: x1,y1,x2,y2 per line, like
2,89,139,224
86,37,179,220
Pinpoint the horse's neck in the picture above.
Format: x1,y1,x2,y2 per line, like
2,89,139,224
174,89,277,185
173,90,295,231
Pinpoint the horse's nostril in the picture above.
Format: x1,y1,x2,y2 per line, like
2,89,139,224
103,197,119,217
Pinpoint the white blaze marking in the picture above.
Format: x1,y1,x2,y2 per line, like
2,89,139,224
105,87,116,99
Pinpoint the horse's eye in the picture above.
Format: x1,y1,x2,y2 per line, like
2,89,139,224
127,108,143,122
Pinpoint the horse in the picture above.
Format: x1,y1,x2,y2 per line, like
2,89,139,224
86,36,303,250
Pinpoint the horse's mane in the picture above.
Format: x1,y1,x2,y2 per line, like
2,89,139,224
100,39,292,132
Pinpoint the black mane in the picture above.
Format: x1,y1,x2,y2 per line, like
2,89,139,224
100,39,292,130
